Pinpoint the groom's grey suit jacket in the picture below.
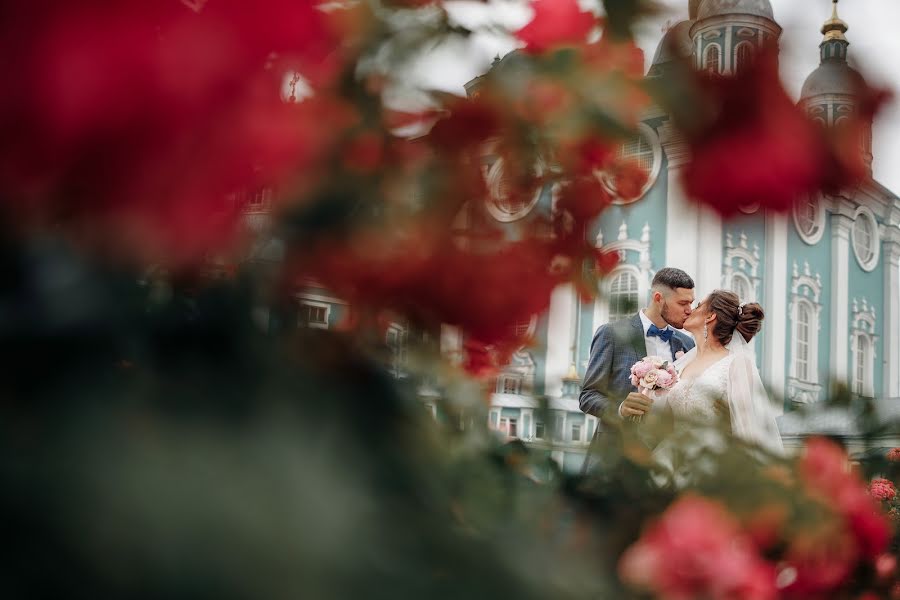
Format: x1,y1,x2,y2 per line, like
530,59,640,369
579,313,695,436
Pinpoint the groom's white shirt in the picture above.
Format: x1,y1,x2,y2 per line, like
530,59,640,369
638,310,673,361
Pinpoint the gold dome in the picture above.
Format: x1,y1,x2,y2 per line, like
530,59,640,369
821,0,848,43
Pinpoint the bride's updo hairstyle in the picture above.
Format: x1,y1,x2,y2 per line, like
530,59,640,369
706,290,765,345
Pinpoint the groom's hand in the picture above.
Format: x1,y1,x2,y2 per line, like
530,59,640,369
620,392,653,418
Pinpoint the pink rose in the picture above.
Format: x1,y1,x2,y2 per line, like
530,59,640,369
640,370,659,388
655,370,674,389
869,478,897,502
632,362,652,379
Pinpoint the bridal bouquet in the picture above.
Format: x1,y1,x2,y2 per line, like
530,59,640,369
630,356,679,397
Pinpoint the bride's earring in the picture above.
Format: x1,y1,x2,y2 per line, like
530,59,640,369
703,323,708,340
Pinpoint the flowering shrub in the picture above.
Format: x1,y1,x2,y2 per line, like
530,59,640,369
0,1,895,599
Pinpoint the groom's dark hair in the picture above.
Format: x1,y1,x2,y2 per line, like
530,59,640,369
651,268,694,292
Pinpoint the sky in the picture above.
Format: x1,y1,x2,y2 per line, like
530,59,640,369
406,0,900,194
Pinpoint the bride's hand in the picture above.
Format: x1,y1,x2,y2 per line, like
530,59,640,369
621,392,653,418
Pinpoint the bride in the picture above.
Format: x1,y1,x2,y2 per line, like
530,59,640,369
652,290,784,483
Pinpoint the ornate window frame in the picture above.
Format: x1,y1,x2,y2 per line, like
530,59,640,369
594,221,653,326
722,231,761,302
483,156,547,222
495,350,536,396
386,322,408,378
733,41,755,74
850,298,878,397
851,206,880,272
787,262,823,405
597,123,662,205
704,43,722,74
793,193,826,245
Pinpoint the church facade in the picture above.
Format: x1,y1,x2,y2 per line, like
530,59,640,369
461,0,900,470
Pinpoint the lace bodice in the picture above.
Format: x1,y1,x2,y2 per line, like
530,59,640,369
665,355,735,426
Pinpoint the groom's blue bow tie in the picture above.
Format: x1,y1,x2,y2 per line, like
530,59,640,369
647,324,673,343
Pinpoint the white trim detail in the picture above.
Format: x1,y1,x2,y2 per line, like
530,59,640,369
851,205,880,272
793,193,827,245
598,123,662,205
787,261,824,405
483,157,545,222
298,299,330,329
723,231,761,301
851,298,878,397
594,222,653,328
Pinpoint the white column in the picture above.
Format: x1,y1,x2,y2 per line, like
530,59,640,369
763,210,788,399
660,123,700,280
545,283,575,398
830,212,853,383
724,26,733,74
884,240,900,397
440,324,463,366
697,207,723,298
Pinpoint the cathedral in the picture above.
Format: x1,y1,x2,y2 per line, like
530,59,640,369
455,0,900,470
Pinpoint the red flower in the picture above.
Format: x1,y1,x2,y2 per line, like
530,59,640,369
515,0,597,54
0,0,345,263
619,495,777,600
887,447,900,463
869,478,897,502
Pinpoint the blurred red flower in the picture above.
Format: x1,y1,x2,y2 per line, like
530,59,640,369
869,478,897,502
515,0,597,54
887,447,900,463
0,0,345,263
679,47,827,217
619,495,776,600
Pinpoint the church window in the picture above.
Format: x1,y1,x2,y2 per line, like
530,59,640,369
499,417,518,438
795,303,811,381
608,270,639,322
571,423,582,442
386,323,408,377
299,301,329,329
597,123,662,204
704,44,721,74
854,335,870,396
484,157,543,222
534,421,545,440
851,207,880,271
793,194,825,245
497,375,521,395
734,42,754,73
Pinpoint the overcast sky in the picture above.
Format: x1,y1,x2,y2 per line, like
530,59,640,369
408,0,900,194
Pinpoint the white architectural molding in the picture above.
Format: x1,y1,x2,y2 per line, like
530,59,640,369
884,240,900,396
831,212,853,383
546,284,576,398
723,231,761,301
851,298,878,397
593,223,653,333
660,122,701,288
787,261,825,405
763,211,788,399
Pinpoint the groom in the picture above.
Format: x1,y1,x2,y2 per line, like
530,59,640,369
579,267,696,470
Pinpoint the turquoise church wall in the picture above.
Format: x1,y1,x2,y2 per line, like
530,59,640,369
786,212,833,401
723,212,767,372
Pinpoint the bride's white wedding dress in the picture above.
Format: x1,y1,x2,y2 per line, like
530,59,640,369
651,336,784,487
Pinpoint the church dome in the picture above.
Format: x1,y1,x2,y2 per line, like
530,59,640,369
696,0,774,20
650,20,694,68
800,61,864,99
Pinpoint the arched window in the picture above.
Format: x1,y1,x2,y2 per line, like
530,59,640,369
731,273,751,302
734,42,754,73
704,45,721,74
608,270,639,322
795,303,811,382
793,193,825,244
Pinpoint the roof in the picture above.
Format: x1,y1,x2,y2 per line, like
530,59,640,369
800,59,865,100
696,0,775,20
